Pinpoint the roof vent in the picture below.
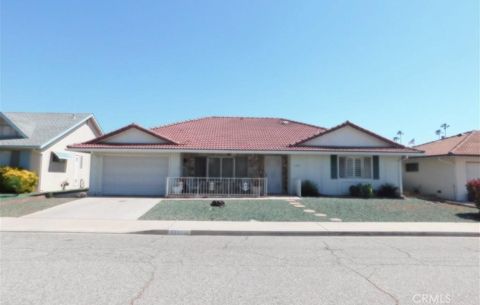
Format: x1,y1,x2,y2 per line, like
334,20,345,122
281,120,289,125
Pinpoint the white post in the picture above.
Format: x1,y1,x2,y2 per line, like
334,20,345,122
264,178,268,196
296,179,302,197
166,177,170,197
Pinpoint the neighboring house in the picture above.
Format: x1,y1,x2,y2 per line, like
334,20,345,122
69,117,421,197
403,130,480,202
0,112,102,192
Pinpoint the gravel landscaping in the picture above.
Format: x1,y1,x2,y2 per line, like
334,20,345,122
301,197,480,222
0,196,76,217
140,199,320,221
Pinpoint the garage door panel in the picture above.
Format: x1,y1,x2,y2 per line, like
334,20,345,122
102,156,168,196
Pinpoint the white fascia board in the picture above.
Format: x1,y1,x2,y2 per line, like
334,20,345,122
67,147,424,157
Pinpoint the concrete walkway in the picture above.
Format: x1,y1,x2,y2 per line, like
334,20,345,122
23,197,160,220
1,217,479,236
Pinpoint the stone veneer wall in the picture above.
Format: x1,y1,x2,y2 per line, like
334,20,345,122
247,155,264,177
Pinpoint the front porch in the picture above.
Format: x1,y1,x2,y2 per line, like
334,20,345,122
166,153,288,197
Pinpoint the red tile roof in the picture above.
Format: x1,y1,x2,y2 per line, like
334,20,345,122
70,116,420,154
414,130,480,156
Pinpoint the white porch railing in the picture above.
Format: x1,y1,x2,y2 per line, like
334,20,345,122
166,177,268,197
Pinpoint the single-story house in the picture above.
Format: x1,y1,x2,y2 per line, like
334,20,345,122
0,112,102,192
403,130,480,201
69,117,421,197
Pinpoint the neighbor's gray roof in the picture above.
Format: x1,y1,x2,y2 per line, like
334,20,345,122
0,112,95,148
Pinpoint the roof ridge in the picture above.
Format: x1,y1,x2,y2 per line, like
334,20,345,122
150,116,213,130
151,116,326,130
414,131,472,148
450,131,476,154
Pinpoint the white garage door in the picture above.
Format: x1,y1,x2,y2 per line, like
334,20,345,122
466,162,480,181
102,156,169,196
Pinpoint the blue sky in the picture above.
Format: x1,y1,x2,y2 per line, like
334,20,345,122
1,0,478,144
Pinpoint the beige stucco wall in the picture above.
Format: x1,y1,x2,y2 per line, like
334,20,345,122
453,156,480,201
34,120,99,192
289,154,402,196
403,156,457,200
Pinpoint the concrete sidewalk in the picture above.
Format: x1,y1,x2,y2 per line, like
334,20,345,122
1,217,479,236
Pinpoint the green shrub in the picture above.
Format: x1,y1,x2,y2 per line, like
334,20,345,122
466,179,480,209
301,180,320,197
376,183,399,198
360,183,374,198
349,183,374,198
0,167,39,194
349,184,361,197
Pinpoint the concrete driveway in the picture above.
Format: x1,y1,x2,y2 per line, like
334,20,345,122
24,197,159,220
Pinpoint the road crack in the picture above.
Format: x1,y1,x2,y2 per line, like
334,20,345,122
129,255,157,305
323,241,400,305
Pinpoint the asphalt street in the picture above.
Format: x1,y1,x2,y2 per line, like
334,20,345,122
0,233,478,305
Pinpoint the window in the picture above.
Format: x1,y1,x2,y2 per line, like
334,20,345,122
339,156,372,179
405,163,419,172
235,157,248,177
48,152,67,173
206,157,248,178
0,151,19,167
194,157,207,176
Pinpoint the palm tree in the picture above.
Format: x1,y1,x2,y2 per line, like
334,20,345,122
396,130,404,144
440,123,450,137
393,136,400,143
435,129,442,138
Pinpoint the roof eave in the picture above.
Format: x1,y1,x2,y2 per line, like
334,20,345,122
68,146,423,156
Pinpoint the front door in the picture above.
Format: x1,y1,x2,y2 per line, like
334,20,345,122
265,156,282,194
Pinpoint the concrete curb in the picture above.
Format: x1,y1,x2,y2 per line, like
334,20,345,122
2,229,479,237
2,218,479,237
132,229,480,237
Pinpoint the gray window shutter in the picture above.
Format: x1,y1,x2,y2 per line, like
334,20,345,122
330,155,338,179
373,156,379,180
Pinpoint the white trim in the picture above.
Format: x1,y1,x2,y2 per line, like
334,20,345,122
68,147,423,157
